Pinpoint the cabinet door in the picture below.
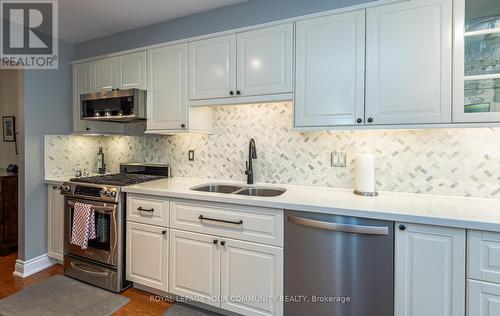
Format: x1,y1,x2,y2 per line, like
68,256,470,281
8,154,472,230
295,10,365,127
221,238,283,316
468,230,500,284
237,23,293,97
366,0,452,125
188,34,236,100
73,62,92,133
467,280,500,316
117,51,146,90
47,185,64,261
169,229,220,307
452,0,500,123
395,223,465,316
126,222,168,291
147,44,188,131
92,57,117,92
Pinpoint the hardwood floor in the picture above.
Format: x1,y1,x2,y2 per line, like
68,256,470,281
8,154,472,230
0,252,173,315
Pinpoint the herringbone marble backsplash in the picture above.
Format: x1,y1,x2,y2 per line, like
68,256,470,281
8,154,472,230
45,102,500,198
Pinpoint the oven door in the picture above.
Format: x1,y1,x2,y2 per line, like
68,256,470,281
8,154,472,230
64,198,119,266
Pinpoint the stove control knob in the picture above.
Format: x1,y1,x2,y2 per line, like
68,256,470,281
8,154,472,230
62,185,71,193
103,190,116,198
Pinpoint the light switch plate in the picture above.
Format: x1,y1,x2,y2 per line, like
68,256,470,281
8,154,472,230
331,152,346,167
188,150,194,161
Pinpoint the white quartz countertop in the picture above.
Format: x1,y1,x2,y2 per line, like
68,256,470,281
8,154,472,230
122,177,500,232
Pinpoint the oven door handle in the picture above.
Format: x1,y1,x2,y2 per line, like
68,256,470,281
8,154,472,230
91,206,116,214
70,262,109,277
67,201,116,214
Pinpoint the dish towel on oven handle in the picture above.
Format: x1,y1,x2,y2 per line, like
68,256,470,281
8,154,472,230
70,202,96,250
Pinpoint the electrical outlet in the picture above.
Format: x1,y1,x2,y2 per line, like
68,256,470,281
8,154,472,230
331,152,347,167
188,150,195,161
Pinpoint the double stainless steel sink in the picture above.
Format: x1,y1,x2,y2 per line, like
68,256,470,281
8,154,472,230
191,183,286,197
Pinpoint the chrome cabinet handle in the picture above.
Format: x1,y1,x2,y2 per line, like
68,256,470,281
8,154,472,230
288,215,389,235
138,207,154,213
199,215,243,225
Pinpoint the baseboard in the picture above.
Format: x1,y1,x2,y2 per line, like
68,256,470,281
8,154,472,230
13,254,58,278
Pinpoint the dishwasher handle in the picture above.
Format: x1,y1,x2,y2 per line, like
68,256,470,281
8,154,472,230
288,215,389,235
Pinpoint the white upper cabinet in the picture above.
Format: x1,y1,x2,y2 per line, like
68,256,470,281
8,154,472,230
73,62,92,133
395,222,465,316
295,11,365,127
188,34,237,100
147,44,188,131
117,51,147,90
92,51,146,92
237,23,293,97
147,44,212,133
92,57,117,92
365,0,452,125
188,23,294,104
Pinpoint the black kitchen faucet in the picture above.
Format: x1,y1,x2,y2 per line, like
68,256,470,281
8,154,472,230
245,138,257,184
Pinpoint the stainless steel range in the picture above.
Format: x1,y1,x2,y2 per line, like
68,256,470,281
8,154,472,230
61,163,170,292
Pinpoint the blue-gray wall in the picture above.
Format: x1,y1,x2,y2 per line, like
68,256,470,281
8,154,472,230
75,0,373,59
20,39,74,261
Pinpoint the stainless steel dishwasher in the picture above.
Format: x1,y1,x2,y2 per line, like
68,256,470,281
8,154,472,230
284,210,394,316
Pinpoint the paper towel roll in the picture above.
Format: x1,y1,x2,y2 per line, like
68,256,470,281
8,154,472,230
355,154,375,193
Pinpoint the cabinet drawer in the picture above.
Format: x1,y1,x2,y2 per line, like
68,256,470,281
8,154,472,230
127,194,169,227
170,198,283,246
467,279,500,316
468,230,500,284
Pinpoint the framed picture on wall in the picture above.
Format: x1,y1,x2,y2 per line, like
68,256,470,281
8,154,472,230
2,116,16,142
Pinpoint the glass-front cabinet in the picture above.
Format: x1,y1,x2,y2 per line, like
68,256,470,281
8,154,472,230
454,0,500,122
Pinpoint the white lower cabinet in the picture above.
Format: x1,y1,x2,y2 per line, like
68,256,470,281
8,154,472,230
468,230,500,284
169,229,283,315
169,229,221,307
47,185,64,261
467,230,500,316
468,280,500,316
365,0,452,125
395,222,466,316
220,238,283,316
147,44,212,133
126,222,168,291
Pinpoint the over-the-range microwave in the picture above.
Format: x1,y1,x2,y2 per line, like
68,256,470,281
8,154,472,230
80,88,147,122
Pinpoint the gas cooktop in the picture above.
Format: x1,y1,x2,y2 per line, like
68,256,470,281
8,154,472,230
70,173,166,186
62,163,170,203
